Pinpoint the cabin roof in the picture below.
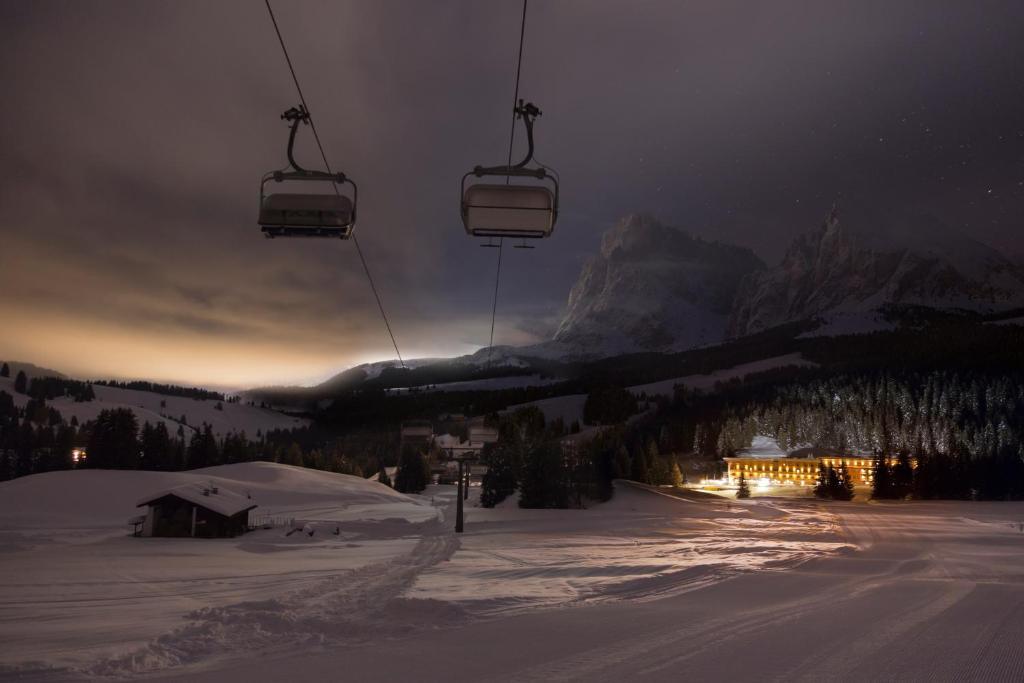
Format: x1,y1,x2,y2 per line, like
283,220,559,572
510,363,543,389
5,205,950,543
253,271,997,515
137,483,257,517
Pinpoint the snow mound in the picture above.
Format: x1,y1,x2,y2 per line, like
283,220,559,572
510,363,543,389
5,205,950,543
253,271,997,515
0,462,421,532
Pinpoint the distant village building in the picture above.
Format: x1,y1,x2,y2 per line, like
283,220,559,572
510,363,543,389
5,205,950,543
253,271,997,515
400,420,434,446
136,483,257,538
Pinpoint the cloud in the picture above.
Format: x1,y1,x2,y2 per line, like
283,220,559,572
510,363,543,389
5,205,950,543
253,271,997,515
2,0,1023,385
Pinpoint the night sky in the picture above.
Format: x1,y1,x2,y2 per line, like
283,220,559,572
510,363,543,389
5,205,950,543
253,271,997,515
2,0,1023,387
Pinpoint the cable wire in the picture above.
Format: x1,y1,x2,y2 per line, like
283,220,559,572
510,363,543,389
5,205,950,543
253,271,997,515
486,0,529,368
264,0,405,369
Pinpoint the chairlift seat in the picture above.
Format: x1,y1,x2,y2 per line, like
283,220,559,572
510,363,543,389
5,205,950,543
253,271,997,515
462,183,555,239
260,193,354,239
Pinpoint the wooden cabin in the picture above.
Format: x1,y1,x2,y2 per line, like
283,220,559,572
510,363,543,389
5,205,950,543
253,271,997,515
136,484,257,538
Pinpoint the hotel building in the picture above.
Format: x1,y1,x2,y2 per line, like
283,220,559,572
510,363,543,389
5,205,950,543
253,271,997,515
724,455,878,487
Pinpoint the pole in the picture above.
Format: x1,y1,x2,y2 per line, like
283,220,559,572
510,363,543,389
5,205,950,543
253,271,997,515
455,458,465,533
464,465,470,500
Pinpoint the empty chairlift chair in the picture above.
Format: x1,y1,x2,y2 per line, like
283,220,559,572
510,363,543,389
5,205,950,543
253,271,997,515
462,101,559,241
259,105,357,239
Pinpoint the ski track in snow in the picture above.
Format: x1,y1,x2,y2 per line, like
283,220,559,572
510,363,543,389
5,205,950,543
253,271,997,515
89,488,460,678
86,521,461,677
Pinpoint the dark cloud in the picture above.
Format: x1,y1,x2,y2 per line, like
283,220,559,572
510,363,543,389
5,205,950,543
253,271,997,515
1,0,1023,385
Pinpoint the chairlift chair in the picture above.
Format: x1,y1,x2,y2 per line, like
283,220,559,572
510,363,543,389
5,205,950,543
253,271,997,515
259,105,357,239
462,100,559,241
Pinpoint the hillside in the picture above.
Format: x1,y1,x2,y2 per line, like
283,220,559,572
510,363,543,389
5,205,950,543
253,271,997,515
0,374,307,438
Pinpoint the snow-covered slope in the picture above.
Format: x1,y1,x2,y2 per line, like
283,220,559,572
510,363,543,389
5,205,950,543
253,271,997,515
628,352,817,397
0,463,438,675
729,206,1024,337
0,462,424,531
0,375,307,437
551,214,764,358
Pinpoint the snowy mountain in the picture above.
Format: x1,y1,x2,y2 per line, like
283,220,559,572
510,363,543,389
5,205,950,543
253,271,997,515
729,206,1024,337
551,214,764,357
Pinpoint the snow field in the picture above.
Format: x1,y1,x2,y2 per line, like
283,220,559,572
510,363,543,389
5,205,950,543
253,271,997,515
407,482,849,617
0,463,440,676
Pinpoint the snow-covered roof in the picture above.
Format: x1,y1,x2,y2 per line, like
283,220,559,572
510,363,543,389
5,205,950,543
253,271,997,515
136,483,257,517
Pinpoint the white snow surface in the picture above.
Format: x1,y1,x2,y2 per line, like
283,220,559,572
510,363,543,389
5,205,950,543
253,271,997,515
735,435,788,458
798,310,898,338
0,375,307,437
6,468,1024,681
500,393,588,426
986,315,1024,326
628,352,817,397
162,497,1024,683
0,463,439,676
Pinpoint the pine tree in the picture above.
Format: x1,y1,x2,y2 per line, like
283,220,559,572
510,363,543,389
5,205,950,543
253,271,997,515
892,448,913,499
394,445,429,494
519,441,569,508
814,464,831,499
480,443,516,507
835,463,855,501
872,450,892,499
186,424,219,469
736,472,751,499
378,467,392,488
669,459,685,488
86,408,140,469
14,371,27,394
630,445,649,483
0,362,9,378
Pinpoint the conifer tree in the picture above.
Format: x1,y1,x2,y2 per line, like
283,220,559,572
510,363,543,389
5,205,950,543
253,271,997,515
378,467,392,488
14,371,27,394
519,441,569,508
835,463,855,501
480,444,516,507
814,464,831,499
86,408,140,469
872,450,892,499
186,424,220,469
394,444,429,494
736,472,750,499
892,448,913,499
669,459,685,488
630,445,649,483
0,362,8,378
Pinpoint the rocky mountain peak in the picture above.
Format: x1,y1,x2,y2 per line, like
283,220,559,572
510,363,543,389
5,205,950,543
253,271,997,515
551,214,764,358
728,207,1024,337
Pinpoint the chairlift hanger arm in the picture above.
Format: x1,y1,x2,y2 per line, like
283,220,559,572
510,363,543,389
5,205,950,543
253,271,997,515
473,100,544,177
278,104,348,185
282,105,311,173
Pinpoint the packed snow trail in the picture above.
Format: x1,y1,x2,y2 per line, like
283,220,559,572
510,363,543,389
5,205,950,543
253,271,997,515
149,497,1024,683
86,511,461,676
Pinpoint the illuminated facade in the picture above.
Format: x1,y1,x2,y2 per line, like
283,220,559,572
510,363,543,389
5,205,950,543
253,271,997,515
724,455,882,487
